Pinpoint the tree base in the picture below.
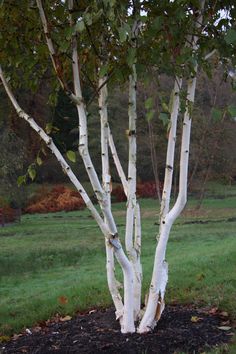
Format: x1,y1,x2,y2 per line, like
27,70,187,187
1,305,232,353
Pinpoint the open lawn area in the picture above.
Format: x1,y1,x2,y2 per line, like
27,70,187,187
0,185,236,352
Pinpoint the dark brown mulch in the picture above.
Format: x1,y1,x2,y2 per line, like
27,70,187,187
1,305,234,354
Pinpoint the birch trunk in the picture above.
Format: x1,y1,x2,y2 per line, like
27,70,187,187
138,77,197,333
138,77,182,332
138,1,204,333
108,129,128,195
99,75,124,324
125,65,142,320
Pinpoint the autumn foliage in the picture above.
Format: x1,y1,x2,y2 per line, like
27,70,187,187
0,196,21,224
0,206,21,224
112,181,163,202
25,185,85,214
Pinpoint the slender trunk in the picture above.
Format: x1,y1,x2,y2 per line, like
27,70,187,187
125,65,142,320
99,75,124,324
109,112,143,322
36,0,79,104
108,129,128,195
160,77,183,217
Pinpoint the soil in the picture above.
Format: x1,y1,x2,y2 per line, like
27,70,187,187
1,305,234,354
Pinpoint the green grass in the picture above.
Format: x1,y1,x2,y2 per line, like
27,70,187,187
0,186,236,352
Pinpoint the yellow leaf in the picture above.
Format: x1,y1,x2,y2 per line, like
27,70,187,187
191,316,202,323
60,315,72,322
0,335,10,343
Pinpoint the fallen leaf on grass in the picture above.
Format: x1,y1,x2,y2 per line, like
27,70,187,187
58,296,68,305
218,326,232,331
191,316,203,323
60,315,72,322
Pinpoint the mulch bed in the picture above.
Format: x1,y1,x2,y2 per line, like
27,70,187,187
1,305,234,354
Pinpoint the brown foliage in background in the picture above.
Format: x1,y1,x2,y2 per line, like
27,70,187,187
25,185,85,214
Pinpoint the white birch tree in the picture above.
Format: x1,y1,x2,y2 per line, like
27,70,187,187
0,0,235,334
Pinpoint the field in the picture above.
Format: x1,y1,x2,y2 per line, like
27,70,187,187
0,183,236,352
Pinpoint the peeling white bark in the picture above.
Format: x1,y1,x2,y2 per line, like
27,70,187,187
125,65,142,320
99,75,124,325
108,129,128,195
160,77,182,218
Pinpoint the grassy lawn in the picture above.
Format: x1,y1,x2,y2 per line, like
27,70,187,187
0,185,236,351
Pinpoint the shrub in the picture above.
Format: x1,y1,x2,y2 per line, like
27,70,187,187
112,181,163,202
112,185,126,202
25,185,85,214
0,204,21,225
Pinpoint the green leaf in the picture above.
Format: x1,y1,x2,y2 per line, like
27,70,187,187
160,112,169,127
146,109,155,121
161,101,169,113
118,27,127,43
228,105,236,117
225,29,236,45
99,64,109,78
66,150,76,163
75,20,85,33
93,9,103,22
45,123,53,134
84,13,92,26
145,97,153,110
36,156,43,166
17,175,26,187
59,41,70,53
64,27,74,40
28,166,36,181
212,108,222,122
